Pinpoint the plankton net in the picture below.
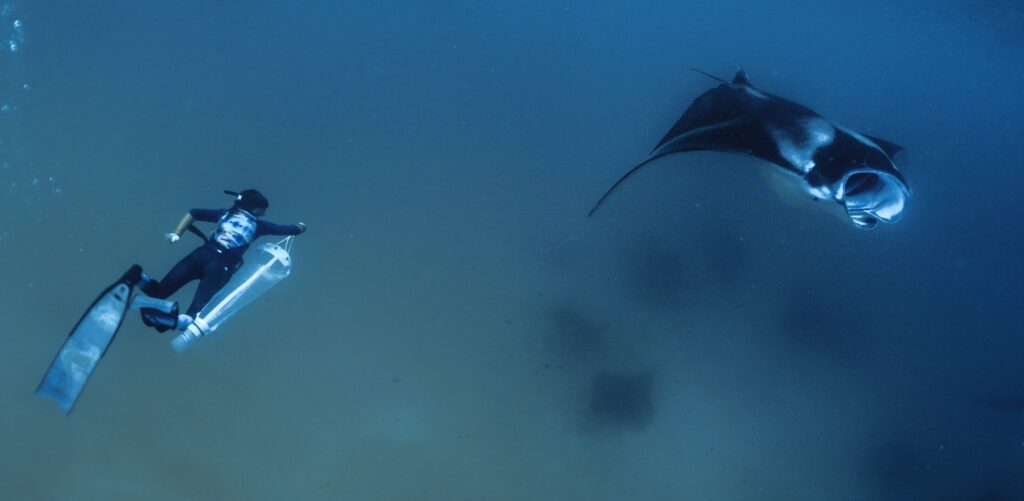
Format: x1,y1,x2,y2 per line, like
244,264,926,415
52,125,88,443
171,236,294,352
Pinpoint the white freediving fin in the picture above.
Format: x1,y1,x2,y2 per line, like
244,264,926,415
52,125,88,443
36,265,143,414
171,237,294,352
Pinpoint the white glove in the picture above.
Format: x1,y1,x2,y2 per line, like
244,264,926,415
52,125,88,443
164,232,180,244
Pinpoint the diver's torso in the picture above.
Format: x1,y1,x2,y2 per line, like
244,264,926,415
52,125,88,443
211,209,257,250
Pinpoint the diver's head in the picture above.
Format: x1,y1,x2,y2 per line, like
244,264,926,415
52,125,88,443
225,189,269,217
835,170,909,229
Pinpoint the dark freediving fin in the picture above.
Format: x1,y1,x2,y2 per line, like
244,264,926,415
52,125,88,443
132,273,181,332
36,265,143,414
130,295,177,314
139,302,180,333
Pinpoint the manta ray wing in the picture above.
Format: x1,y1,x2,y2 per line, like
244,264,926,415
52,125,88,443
588,115,759,217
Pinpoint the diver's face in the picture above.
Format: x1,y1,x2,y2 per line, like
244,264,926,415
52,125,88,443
251,206,267,217
839,171,909,229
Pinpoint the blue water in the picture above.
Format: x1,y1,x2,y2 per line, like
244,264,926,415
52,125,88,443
2,1,1022,499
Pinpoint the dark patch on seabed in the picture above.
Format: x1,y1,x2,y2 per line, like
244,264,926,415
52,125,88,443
623,237,696,308
542,305,659,431
620,220,754,311
588,370,656,430
695,220,752,285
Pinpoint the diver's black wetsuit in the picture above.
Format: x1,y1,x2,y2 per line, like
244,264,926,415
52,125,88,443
141,208,302,329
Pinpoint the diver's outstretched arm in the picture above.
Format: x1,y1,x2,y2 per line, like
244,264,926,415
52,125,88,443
165,209,225,243
257,220,306,237
165,213,195,243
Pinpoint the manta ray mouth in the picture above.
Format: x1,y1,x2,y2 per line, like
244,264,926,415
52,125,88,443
838,170,909,230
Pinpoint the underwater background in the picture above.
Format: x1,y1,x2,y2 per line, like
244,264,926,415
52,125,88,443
2,1,1022,499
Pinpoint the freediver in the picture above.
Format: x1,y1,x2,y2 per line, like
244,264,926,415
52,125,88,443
138,189,306,332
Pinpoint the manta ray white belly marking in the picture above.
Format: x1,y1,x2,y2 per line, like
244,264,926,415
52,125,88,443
772,117,835,174
740,85,768,99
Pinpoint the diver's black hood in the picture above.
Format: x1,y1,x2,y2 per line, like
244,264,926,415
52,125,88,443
224,189,269,213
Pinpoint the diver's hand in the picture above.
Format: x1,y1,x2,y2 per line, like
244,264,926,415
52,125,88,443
296,222,307,234
164,232,180,244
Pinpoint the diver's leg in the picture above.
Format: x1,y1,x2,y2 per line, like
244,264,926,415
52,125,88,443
146,250,204,299
140,249,205,332
185,255,237,317
137,272,158,295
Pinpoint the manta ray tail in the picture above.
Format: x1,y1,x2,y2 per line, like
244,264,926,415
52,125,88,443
690,68,729,84
587,155,663,217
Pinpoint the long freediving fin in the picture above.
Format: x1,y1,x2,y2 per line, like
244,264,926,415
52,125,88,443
36,265,143,414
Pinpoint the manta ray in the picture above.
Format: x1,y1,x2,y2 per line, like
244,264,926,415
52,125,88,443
589,69,911,229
